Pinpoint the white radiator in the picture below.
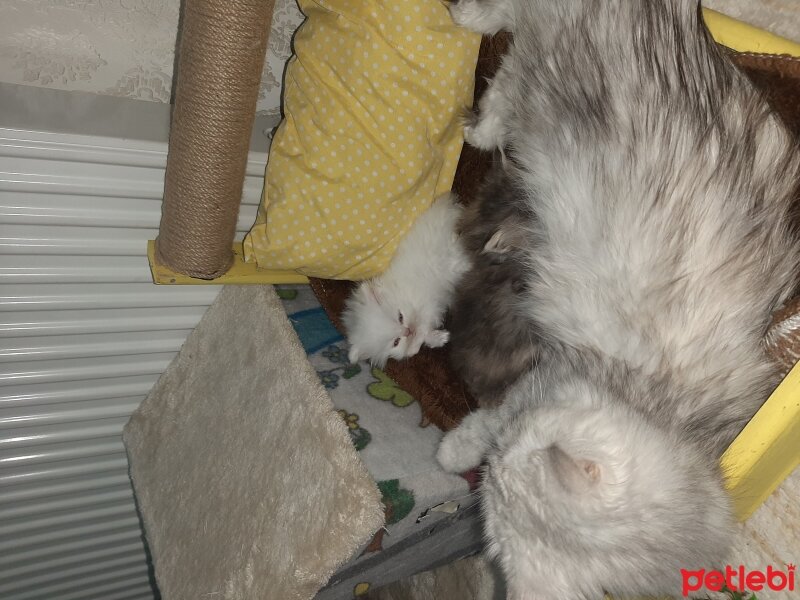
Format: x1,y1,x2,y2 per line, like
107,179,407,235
0,82,272,600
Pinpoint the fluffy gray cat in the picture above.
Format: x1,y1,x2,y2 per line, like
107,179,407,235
437,0,800,598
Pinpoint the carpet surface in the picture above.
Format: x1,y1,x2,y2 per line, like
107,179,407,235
368,556,502,600
123,286,384,599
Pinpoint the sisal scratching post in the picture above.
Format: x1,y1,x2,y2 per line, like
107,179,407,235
156,0,275,279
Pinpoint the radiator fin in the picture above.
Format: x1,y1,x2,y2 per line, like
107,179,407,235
0,94,270,598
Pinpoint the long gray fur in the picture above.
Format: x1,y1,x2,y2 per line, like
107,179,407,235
438,0,800,597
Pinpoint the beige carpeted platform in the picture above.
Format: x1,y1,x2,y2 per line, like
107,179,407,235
123,286,384,599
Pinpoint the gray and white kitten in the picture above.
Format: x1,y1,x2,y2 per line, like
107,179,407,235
448,158,539,407
438,0,800,598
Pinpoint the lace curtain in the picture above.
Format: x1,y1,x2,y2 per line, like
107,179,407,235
0,0,306,121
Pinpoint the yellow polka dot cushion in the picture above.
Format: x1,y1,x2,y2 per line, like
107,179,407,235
243,0,480,280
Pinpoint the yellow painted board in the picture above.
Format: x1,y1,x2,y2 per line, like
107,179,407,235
147,241,309,285
700,10,800,523
722,362,800,521
703,8,800,56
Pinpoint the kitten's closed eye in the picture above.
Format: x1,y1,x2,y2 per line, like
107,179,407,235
393,338,400,347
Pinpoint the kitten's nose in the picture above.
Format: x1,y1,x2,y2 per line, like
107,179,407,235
403,327,413,338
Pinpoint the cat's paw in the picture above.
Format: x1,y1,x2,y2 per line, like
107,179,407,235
462,109,504,151
448,0,510,35
437,427,485,473
461,106,478,130
425,329,450,348
447,0,480,30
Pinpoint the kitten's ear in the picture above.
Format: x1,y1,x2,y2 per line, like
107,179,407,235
366,282,382,306
483,229,511,255
348,346,360,364
547,445,601,493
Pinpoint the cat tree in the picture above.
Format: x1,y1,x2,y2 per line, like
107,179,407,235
130,1,386,597
128,1,800,597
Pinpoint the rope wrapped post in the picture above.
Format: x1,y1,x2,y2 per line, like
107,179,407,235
156,0,276,279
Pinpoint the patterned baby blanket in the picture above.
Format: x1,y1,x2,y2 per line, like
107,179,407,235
276,286,483,599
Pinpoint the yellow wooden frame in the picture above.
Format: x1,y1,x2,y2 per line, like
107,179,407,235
147,8,800,521
700,9,800,522
723,361,800,520
147,240,309,285
703,8,800,56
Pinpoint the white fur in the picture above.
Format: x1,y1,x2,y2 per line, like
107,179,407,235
439,0,800,597
342,192,470,367
448,0,516,36
464,55,515,152
440,366,735,599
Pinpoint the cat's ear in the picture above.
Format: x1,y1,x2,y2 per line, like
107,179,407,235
547,444,601,493
366,282,382,306
348,346,361,364
483,229,512,255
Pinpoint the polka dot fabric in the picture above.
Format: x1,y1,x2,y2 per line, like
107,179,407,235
243,0,480,280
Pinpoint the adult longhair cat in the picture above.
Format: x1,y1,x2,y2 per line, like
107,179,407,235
437,0,800,598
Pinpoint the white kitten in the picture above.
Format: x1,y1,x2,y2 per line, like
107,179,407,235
342,192,470,367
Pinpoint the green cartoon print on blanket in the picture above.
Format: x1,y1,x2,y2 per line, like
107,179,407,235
275,288,298,301
316,344,361,390
337,409,372,451
378,479,414,524
367,368,415,407
363,479,416,554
